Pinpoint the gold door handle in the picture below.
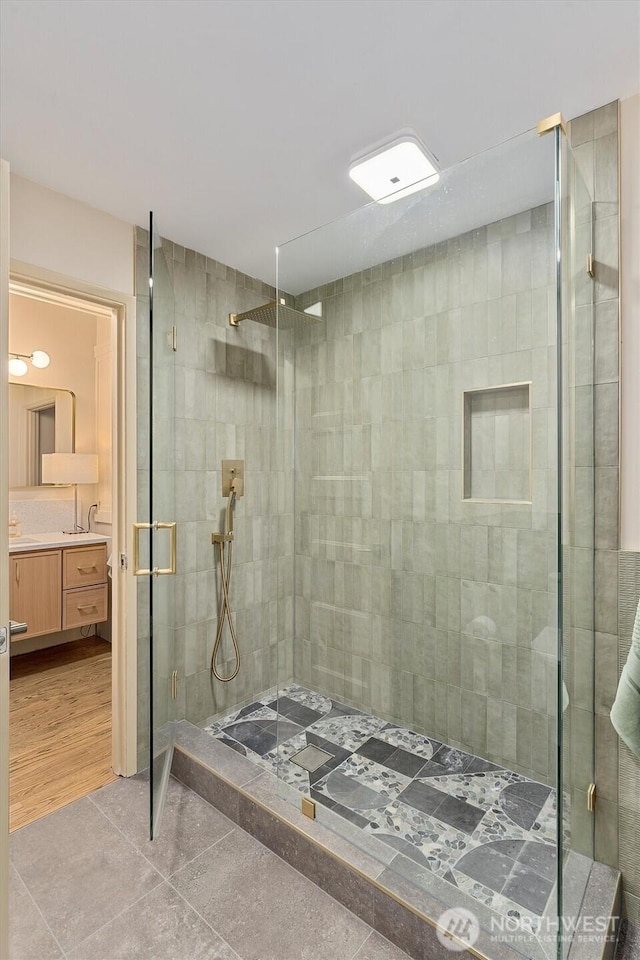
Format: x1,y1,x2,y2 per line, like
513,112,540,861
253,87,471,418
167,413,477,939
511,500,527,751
154,521,177,576
133,522,152,576
77,565,97,573
133,521,177,577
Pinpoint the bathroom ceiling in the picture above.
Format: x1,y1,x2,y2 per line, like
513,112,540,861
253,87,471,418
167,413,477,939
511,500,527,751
1,0,639,289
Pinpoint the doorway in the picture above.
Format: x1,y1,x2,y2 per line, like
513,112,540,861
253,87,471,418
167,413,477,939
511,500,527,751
6,280,132,829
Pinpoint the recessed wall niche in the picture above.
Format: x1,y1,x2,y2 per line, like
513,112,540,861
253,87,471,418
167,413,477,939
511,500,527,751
463,382,532,502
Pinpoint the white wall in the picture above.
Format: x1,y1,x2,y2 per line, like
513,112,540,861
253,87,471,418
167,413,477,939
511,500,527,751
621,94,640,551
8,295,99,524
8,174,128,530
10,174,134,296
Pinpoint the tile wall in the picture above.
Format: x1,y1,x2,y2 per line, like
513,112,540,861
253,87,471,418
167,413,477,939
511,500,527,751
135,229,294,766
617,553,640,921
8,497,75,534
568,103,640,919
292,199,560,784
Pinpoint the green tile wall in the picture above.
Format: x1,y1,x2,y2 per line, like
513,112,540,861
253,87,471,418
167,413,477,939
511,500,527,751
571,102,640,920
617,552,640,922
135,230,294,767
292,201,559,783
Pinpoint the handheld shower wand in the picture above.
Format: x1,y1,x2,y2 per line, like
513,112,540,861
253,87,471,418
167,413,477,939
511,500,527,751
211,475,241,682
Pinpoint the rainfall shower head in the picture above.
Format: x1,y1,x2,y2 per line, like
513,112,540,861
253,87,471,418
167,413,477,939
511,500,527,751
229,300,318,330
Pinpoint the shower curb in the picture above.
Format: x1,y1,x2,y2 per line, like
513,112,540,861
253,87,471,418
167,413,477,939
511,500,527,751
171,722,620,960
568,863,621,960
171,743,483,960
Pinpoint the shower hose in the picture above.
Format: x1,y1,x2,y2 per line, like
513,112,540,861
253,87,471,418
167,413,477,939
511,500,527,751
211,490,240,682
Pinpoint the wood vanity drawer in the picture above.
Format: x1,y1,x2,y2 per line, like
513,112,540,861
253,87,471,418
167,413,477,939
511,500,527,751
63,584,108,629
63,544,108,588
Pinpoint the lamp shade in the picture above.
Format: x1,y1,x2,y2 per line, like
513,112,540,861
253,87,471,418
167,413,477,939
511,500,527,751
42,453,99,485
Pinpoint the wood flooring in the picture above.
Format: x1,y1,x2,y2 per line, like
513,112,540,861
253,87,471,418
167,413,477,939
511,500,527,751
9,636,116,831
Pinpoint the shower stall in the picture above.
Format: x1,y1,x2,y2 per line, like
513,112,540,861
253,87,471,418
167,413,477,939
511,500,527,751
140,114,605,959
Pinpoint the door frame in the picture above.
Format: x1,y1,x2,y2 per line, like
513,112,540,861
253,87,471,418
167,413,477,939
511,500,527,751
8,260,138,776
1,157,11,960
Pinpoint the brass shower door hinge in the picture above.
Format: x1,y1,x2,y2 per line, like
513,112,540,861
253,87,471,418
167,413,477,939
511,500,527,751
536,112,567,136
587,254,595,278
171,669,178,699
587,783,597,812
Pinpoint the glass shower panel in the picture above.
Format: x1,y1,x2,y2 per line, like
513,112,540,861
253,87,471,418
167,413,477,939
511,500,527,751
557,132,596,953
148,214,178,840
277,129,571,958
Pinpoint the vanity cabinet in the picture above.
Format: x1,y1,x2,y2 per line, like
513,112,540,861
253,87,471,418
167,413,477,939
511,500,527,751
10,543,109,641
10,551,62,640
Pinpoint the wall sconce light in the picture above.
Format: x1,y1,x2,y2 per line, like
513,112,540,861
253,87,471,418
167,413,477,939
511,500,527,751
8,350,51,376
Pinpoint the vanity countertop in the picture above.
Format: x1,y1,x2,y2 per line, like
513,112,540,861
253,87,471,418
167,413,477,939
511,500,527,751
8,532,111,554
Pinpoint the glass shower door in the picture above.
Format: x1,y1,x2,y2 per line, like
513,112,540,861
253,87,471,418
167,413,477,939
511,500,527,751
143,213,178,839
276,128,563,960
557,130,596,956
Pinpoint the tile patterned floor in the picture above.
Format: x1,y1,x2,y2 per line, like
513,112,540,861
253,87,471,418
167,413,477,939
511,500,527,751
204,683,558,930
9,773,410,960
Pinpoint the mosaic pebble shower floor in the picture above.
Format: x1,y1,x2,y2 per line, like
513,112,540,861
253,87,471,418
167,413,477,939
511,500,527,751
203,683,558,930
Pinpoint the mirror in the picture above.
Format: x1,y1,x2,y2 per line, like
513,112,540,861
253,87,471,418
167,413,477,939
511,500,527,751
9,384,76,488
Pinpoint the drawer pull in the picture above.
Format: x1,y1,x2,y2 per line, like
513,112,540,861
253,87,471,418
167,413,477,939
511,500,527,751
77,603,97,612
77,565,97,573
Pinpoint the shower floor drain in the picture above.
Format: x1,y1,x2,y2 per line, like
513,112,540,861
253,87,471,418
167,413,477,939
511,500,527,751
290,744,334,772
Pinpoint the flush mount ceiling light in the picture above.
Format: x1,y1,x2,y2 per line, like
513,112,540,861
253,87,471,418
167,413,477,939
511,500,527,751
8,350,51,376
349,135,440,204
